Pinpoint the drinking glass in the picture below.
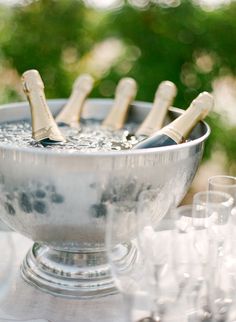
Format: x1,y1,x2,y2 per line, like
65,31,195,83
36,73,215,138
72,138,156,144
208,175,236,263
138,226,173,322
137,201,216,322
106,186,175,322
136,190,177,322
190,199,213,322
208,176,236,321
208,175,236,218
137,196,197,321
193,191,233,249
105,199,152,322
165,205,198,322
193,190,234,321
169,204,217,322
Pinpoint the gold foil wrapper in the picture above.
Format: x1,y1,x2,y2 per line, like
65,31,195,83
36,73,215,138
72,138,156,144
160,91,213,143
22,69,65,143
136,81,177,137
102,77,138,130
55,74,94,127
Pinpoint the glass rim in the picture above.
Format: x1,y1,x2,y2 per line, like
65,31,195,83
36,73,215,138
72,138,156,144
193,190,234,208
208,175,236,188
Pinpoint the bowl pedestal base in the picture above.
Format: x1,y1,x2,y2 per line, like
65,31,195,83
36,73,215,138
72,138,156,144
21,242,117,298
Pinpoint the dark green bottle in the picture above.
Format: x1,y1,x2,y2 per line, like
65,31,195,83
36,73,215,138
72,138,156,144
133,92,213,150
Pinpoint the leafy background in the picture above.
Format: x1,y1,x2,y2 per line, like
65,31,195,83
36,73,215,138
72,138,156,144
0,0,235,199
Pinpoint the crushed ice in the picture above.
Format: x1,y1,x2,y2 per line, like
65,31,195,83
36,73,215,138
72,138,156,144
0,119,142,152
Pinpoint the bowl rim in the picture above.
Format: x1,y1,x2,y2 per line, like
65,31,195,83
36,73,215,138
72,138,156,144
0,98,211,158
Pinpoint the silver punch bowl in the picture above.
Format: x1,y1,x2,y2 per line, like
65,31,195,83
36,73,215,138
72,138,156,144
0,99,210,298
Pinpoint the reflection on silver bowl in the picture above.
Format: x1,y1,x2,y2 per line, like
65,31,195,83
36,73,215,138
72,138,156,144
0,99,210,298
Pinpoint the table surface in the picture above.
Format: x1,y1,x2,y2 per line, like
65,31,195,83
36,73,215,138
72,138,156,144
0,223,126,322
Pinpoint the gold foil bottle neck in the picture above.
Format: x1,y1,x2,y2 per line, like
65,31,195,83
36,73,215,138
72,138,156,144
161,91,214,143
154,81,177,101
22,69,44,93
55,74,94,128
136,80,177,137
115,77,137,100
102,77,138,130
190,91,214,119
73,74,94,93
22,69,65,144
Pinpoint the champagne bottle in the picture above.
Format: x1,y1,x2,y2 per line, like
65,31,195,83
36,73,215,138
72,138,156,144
22,69,66,145
133,92,213,150
102,77,137,130
55,74,94,128
136,81,177,137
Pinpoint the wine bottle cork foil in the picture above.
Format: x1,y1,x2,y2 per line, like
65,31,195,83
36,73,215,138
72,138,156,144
136,81,177,137
55,74,94,128
161,91,214,143
22,69,65,144
102,77,138,130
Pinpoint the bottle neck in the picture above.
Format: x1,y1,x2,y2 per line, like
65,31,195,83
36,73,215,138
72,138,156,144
28,89,52,131
137,98,172,137
160,104,204,143
27,88,65,142
102,95,132,130
56,89,86,127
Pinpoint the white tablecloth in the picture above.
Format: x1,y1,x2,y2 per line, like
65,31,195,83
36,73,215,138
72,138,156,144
0,227,125,322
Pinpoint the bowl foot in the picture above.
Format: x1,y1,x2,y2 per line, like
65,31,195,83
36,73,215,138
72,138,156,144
21,242,117,298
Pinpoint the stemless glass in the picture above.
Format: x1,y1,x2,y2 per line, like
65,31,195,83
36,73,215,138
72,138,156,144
193,190,234,322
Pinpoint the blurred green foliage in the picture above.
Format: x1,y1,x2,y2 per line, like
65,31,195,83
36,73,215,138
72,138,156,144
0,0,235,173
